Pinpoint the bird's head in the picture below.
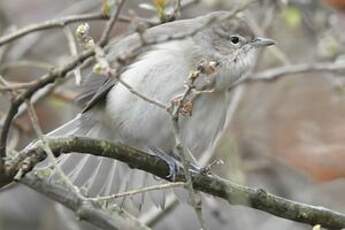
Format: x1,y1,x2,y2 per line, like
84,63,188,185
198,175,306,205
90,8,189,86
193,12,274,89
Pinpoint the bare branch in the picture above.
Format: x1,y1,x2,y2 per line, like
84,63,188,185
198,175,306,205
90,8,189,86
117,77,167,109
21,167,150,230
6,136,345,230
88,182,185,201
254,61,345,81
63,26,82,85
0,13,134,47
0,60,54,72
98,0,127,47
0,81,36,92
168,62,212,229
0,48,95,157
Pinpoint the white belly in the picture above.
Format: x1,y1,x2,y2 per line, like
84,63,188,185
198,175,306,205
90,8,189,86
105,39,231,156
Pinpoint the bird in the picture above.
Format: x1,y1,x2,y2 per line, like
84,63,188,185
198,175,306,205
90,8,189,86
42,11,274,204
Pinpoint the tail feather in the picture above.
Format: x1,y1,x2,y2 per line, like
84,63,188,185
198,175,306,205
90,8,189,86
87,157,116,196
46,113,94,137
130,172,148,211
38,112,171,210
100,161,118,195
68,155,96,187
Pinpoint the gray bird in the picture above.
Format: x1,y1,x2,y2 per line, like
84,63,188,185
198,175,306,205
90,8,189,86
44,11,274,203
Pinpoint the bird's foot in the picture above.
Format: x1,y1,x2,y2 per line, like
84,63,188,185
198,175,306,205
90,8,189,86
150,149,181,181
164,155,180,181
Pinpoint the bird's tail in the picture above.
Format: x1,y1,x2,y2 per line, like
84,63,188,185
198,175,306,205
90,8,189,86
36,112,172,210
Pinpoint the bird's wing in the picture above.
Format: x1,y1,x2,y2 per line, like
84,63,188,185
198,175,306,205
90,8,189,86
76,11,226,113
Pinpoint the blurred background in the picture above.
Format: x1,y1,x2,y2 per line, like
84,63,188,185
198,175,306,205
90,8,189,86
1,0,345,229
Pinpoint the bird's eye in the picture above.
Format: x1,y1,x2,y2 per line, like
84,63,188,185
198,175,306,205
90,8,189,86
230,36,240,45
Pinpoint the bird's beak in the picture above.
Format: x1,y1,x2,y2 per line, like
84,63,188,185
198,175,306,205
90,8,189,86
251,37,275,47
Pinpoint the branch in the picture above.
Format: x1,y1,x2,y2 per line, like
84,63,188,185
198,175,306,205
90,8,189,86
0,13,133,47
0,49,95,157
87,182,185,201
254,61,345,81
98,0,127,46
21,168,150,230
6,136,345,229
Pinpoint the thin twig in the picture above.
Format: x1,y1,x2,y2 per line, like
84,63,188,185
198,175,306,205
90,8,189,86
63,26,82,85
168,62,217,230
7,0,102,58
0,48,95,157
0,75,18,97
88,182,185,201
0,13,134,47
171,120,207,229
0,82,36,92
25,100,83,196
98,0,127,47
171,106,207,229
0,13,106,46
0,60,54,72
117,78,167,109
254,61,345,81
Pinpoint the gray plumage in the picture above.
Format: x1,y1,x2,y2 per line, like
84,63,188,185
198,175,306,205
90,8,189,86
41,11,274,207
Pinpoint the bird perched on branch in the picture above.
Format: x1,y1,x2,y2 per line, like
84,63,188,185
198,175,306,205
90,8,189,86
42,11,274,204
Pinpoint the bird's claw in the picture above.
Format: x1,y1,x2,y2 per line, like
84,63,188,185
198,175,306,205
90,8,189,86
152,150,181,181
